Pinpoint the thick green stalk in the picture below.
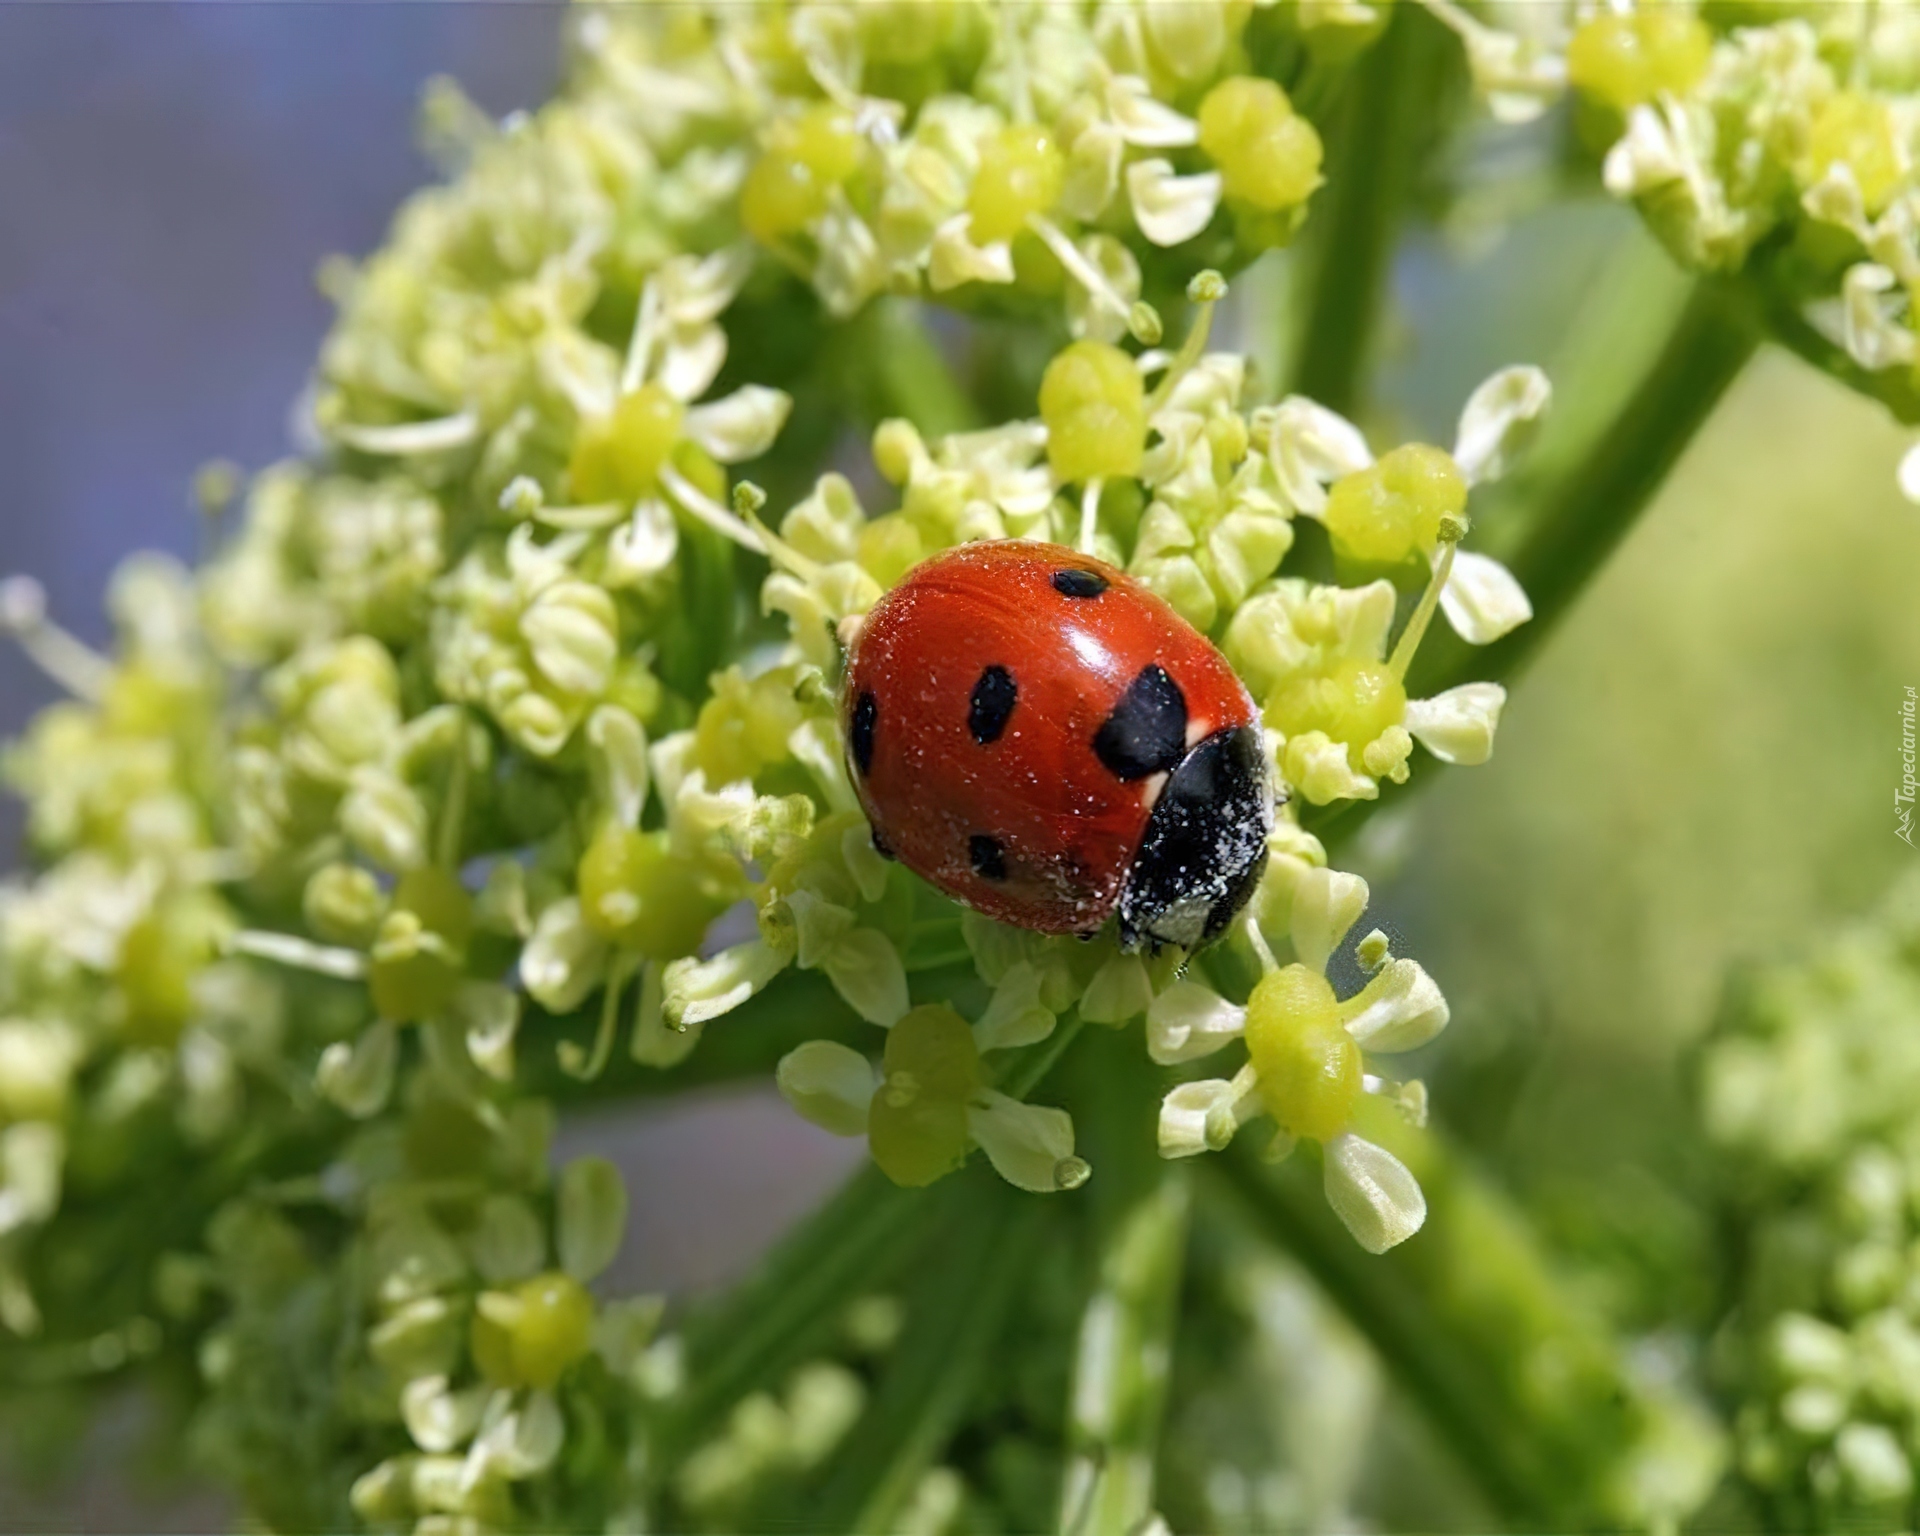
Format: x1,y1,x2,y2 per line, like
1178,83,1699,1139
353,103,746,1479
1288,2,1458,416
1414,272,1760,701
1309,250,1760,849
1208,1124,1666,1529
1056,1169,1190,1536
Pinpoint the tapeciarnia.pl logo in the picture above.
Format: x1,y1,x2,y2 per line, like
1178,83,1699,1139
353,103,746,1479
1900,686,1917,847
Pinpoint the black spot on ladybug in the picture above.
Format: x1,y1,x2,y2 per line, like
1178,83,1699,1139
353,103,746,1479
969,834,1008,881
1052,568,1108,599
968,665,1017,745
1093,664,1188,781
850,691,877,776
871,826,896,861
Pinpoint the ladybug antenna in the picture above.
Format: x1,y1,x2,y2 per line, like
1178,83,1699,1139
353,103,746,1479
733,482,825,583
1145,269,1227,417
1388,515,1467,682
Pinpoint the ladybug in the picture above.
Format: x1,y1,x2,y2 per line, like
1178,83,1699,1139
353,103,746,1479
842,540,1273,953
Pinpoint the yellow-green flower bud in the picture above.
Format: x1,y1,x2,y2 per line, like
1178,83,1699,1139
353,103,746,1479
1039,340,1146,484
1566,10,1711,114
868,1004,981,1188
471,1271,596,1390
1806,92,1904,215
740,105,863,243
1197,76,1324,211
119,909,211,1047
576,825,732,960
368,866,473,1024
1268,657,1407,765
1244,963,1361,1142
856,514,926,589
1321,444,1466,566
968,124,1065,244
569,384,686,504
694,667,806,787
303,862,388,946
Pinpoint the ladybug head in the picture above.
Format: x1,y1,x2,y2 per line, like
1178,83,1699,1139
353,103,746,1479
1116,725,1273,955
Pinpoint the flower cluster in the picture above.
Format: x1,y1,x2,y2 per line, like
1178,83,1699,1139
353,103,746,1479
0,4,1549,1525
1699,873,1920,1521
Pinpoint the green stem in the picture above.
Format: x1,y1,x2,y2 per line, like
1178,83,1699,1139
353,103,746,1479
1057,1169,1191,1536
807,1171,1044,1534
1419,274,1760,699
1309,253,1761,849
1208,1127,1655,1528
658,1164,935,1464
1288,2,1457,416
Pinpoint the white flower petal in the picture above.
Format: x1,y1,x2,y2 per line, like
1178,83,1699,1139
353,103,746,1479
1403,681,1505,767
1289,866,1369,975
520,898,610,1014
1157,1077,1251,1159
316,1021,398,1119
656,324,730,404
1340,958,1450,1054
928,214,1015,291
1107,73,1199,147
402,1376,486,1455
967,1089,1083,1193
1452,366,1551,486
586,704,650,830
664,937,792,1027
1146,981,1246,1064
1079,953,1152,1025
1840,262,1916,372
682,385,793,464
1125,159,1223,247
455,983,521,1083
823,926,910,1027
630,961,703,1067
557,1155,627,1284
1281,730,1379,806
1323,1132,1426,1253
973,962,1056,1053
1439,550,1532,645
776,1040,876,1137
1268,397,1373,515
1603,104,1686,199
1901,443,1920,505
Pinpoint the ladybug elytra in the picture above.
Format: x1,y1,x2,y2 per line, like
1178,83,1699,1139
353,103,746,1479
842,540,1274,953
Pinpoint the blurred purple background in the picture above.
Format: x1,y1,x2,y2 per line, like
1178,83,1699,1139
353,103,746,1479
0,2,563,862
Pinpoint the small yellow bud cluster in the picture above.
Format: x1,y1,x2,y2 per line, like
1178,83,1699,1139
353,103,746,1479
1321,444,1467,568
1197,76,1324,212
740,105,864,245
1244,964,1362,1143
1565,10,1712,114
471,1271,598,1390
1038,340,1146,484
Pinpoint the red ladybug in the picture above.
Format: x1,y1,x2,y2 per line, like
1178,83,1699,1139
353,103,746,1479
842,540,1273,952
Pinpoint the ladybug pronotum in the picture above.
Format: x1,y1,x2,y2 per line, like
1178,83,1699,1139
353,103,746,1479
842,540,1274,953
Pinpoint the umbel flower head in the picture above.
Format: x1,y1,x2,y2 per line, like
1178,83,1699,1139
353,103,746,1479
1150,870,1447,1252
0,26,1546,1505
1699,873,1920,1522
